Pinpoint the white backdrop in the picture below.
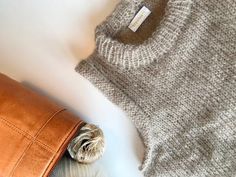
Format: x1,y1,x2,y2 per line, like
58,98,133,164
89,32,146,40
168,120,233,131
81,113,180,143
0,0,144,177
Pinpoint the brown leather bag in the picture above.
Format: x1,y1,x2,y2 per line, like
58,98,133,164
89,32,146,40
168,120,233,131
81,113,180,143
0,73,85,177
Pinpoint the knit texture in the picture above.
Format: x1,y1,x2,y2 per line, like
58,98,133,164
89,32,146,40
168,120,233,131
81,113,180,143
50,156,107,177
76,0,236,176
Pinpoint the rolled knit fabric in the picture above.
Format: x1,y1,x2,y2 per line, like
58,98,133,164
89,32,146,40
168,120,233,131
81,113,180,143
76,0,236,176
50,156,107,177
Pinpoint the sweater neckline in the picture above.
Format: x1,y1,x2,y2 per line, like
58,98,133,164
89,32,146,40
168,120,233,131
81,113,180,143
95,0,192,69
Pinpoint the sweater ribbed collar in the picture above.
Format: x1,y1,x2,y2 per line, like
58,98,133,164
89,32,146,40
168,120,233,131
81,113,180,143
95,0,192,69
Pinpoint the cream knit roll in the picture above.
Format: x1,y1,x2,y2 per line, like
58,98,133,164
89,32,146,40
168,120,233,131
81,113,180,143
76,0,236,176
51,123,105,177
67,124,105,164
50,156,107,177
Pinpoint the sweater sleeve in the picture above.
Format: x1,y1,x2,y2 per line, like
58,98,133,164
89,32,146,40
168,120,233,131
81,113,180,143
75,55,147,133
75,56,125,106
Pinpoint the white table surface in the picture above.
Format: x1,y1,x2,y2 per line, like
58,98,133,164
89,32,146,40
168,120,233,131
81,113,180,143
0,0,144,177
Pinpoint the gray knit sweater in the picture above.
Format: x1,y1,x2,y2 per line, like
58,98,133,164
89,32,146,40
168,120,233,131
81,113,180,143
76,0,236,176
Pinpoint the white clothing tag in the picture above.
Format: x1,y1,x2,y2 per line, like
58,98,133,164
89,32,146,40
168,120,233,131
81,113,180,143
128,6,151,32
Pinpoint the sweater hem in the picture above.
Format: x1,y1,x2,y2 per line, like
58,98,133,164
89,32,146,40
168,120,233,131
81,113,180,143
75,57,151,173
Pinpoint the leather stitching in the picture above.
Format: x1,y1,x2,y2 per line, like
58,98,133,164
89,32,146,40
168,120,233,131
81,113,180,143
9,108,65,176
0,116,54,152
0,118,32,139
42,120,84,177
